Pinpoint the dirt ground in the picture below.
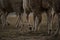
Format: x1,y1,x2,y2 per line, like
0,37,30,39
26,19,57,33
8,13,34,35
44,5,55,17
0,12,60,40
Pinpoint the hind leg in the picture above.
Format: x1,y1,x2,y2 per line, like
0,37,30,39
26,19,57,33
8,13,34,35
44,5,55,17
26,12,30,23
46,9,52,35
1,12,8,29
53,13,59,37
33,14,36,32
36,14,42,31
33,12,42,32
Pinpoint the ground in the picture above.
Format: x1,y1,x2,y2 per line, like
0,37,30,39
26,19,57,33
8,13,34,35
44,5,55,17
0,12,60,40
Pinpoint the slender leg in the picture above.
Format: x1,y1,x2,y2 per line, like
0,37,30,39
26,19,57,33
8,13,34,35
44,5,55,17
33,15,36,32
46,10,52,35
35,16,38,32
1,14,5,29
50,13,59,37
15,12,21,28
37,14,42,31
1,12,7,29
26,14,29,22
54,14,59,36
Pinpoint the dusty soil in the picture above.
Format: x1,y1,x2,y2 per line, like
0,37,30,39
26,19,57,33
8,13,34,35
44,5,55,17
0,12,60,40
